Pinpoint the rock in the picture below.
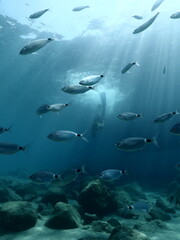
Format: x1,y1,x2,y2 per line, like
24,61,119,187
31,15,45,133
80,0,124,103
113,190,132,209
78,237,106,240
91,220,113,233
0,201,37,232
148,207,171,221
107,218,121,227
156,197,175,213
78,180,116,215
11,182,38,197
108,225,150,240
37,203,53,216
84,212,99,224
134,219,169,233
122,182,146,201
167,181,179,195
0,187,22,203
45,202,82,229
41,187,68,205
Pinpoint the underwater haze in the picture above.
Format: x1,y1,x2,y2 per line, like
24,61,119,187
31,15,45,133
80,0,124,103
0,0,180,187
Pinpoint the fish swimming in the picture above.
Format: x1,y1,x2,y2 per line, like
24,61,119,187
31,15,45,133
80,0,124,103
151,0,165,11
163,66,166,74
133,12,160,34
132,15,143,20
19,38,54,55
47,130,88,142
126,201,149,215
0,143,26,154
0,125,12,134
98,169,127,181
29,171,60,183
170,11,180,19
115,137,158,151
170,123,180,135
154,111,179,123
62,85,95,94
29,9,49,19
117,112,142,121
48,103,69,112
121,62,140,74
72,6,90,12
79,74,104,86
36,104,51,115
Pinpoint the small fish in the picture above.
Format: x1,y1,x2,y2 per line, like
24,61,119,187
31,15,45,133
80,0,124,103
121,62,140,74
47,130,88,142
115,137,158,151
62,85,95,94
163,66,166,74
117,112,142,121
175,162,180,171
98,169,127,181
79,74,104,86
19,38,53,55
29,171,60,183
48,103,69,112
0,143,26,154
36,104,51,115
170,123,180,135
72,6,90,12
126,201,149,215
170,11,180,19
132,15,143,20
154,111,179,123
0,125,12,134
133,12,160,34
151,0,165,11
29,9,49,19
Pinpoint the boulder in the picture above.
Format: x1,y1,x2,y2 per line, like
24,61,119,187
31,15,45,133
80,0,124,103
113,190,132,209
122,182,146,201
0,201,37,232
0,187,22,203
91,220,113,233
78,180,116,215
148,207,171,221
108,225,150,240
107,218,121,227
45,202,82,229
156,197,175,213
134,219,169,233
41,187,68,205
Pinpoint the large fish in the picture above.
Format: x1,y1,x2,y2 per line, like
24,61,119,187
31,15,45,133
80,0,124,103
0,143,26,154
154,111,179,123
79,74,104,86
117,112,142,121
29,9,49,19
151,0,165,12
62,85,95,94
19,38,53,55
47,130,88,142
72,6,90,12
98,169,127,181
133,12,160,34
29,171,60,183
170,11,180,19
121,62,140,74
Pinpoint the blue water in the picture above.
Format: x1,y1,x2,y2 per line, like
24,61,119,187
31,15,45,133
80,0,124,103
0,0,180,190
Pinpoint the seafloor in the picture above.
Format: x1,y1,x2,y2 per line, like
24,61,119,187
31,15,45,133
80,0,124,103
0,172,179,240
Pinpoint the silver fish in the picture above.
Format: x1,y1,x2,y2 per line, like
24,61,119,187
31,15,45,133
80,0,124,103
163,66,166,74
47,130,88,142
170,123,180,135
133,12,159,34
72,6,90,12
121,62,140,74
126,201,149,215
115,137,157,151
151,0,165,12
170,11,180,19
29,9,49,19
19,38,53,55
117,112,142,121
62,85,94,94
0,143,26,154
48,103,69,112
132,15,143,20
79,74,104,86
99,169,126,181
154,111,179,123
29,171,60,183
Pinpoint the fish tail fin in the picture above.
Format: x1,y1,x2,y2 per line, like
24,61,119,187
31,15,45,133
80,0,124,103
139,113,144,118
81,164,88,174
78,130,88,142
136,62,140,67
152,135,159,148
7,124,13,133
